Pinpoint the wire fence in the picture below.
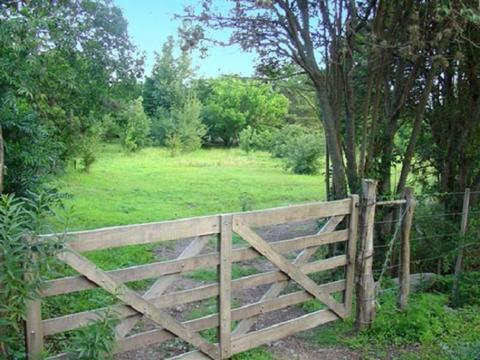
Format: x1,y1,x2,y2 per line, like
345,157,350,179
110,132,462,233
371,188,480,296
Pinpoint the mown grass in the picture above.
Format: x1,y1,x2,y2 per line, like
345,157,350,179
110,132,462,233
54,143,326,231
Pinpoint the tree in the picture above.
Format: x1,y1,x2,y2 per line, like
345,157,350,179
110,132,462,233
120,98,151,152
0,1,142,194
181,0,475,198
202,78,288,145
142,36,194,118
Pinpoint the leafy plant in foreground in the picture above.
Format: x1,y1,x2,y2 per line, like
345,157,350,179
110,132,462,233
0,192,64,359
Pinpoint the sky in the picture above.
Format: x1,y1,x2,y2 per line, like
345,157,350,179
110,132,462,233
114,0,258,78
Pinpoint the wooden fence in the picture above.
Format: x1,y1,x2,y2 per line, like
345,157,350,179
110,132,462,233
26,196,359,359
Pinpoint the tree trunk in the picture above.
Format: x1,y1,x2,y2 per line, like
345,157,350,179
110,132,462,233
396,68,436,194
314,89,348,199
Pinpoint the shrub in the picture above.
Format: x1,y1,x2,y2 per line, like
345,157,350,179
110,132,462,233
425,272,480,307
120,97,151,152
166,133,182,157
201,78,288,146
0,192,64,358
69,313,118,359
239,126,277,153
270,124,311,158
78,122,103,172
172,97,206,153
155,97,206,156
284,132,323,174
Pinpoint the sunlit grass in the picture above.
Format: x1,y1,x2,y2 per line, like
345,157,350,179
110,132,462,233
53,143,326,230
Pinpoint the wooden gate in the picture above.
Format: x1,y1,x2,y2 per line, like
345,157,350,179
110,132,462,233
27,196,358,359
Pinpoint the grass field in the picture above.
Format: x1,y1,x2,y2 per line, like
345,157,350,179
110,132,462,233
54,143,326,230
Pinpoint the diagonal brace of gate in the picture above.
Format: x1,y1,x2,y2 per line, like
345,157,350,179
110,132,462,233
232,221,346,319
232,215,344,335
115,235,211,338
58,246,219,359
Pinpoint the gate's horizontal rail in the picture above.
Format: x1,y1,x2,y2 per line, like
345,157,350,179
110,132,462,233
41,229,349,297
116,281,345,355
44,215,221,252
231,198,351,227
43,255,347,335
40,199,351,253
47,280,345,359
230,308,338,355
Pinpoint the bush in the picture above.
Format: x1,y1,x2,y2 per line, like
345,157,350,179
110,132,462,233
424,272,480,307
0,192,64,358
69,314,118,359
172,97,206,153
154,97,206,156
120,97,151,152
270,124,311,158
78,122,103,172
239,126,277,153
284,132,323,174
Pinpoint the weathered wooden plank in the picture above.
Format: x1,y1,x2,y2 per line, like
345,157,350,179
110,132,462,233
25,298,43,360
344,195,359,316
232,215,344,336
234,198,351,227
232,222,345,318
25,250,44,360
230,309,338,355
40,200,350,253
41,215,221,252
57,247,219,359
115,235,211,338
43,257,346,336
41,229,349,297
219,215,232,359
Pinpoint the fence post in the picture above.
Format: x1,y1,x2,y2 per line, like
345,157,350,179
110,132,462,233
355,179,377,330
219,215,232,359
398,187,416,310
25,251,43,360
452,188,470,302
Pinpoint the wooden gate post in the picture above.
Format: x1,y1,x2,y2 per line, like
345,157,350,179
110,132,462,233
219,215,233,359
355,179,377,330
398,187,416,310
452,188,471,302
25,251,43,360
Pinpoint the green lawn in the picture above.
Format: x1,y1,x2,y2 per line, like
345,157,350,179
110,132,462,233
54,143,326,230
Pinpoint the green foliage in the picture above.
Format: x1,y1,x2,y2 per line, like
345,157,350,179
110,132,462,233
239,192,255,211
142,36,193,117
270,124,311,158
202,78,289,145
120,97,151,153
0,192,64,358
0,1,142,194
69,313,118,360
2,102,64,195
425,272,480,308
160,97,206,156
267,124,324,175
78,121,104,172
172,98,206,152
239,126,277,153
233,347,274,360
